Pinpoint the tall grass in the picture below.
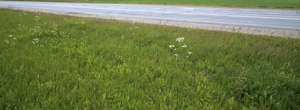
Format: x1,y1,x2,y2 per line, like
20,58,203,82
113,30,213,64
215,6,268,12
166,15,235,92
0,9,300,109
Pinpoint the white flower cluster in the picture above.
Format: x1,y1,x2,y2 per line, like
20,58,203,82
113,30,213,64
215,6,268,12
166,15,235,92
169,44,175,48
169,37,192,59
176,37,184,42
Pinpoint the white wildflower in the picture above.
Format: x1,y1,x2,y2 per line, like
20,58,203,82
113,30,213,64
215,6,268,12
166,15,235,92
176,37,184,42
188,51,192,55
174,48,176,50
182,44,187,48
169,45,175,48
174,53,178,57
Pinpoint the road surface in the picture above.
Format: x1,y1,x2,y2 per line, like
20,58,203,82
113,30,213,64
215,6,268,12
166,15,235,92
0,1,300,38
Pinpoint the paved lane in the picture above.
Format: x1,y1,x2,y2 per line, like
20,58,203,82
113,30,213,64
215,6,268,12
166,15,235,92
0,1,300,38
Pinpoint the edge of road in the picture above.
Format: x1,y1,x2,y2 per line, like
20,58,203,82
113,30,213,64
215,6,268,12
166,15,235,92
1,6,300,38
2,1,300,10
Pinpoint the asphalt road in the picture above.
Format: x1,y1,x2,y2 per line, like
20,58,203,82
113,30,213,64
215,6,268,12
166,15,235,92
0,1,300,37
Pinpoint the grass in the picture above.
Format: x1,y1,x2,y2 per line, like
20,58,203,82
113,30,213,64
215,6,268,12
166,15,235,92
1,9,300,109
9,0,300,9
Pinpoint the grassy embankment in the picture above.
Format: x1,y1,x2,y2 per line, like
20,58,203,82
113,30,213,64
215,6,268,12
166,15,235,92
9,0,300,9
0,9,300,109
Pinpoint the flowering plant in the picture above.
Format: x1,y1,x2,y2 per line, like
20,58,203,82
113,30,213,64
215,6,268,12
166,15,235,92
169,37,192,60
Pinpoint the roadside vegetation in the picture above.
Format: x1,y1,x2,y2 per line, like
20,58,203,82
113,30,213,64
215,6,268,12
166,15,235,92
10,0,300,9
1,9,300,109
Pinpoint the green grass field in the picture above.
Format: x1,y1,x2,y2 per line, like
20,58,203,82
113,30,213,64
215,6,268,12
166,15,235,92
1,9,300,109
11,0,300,9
